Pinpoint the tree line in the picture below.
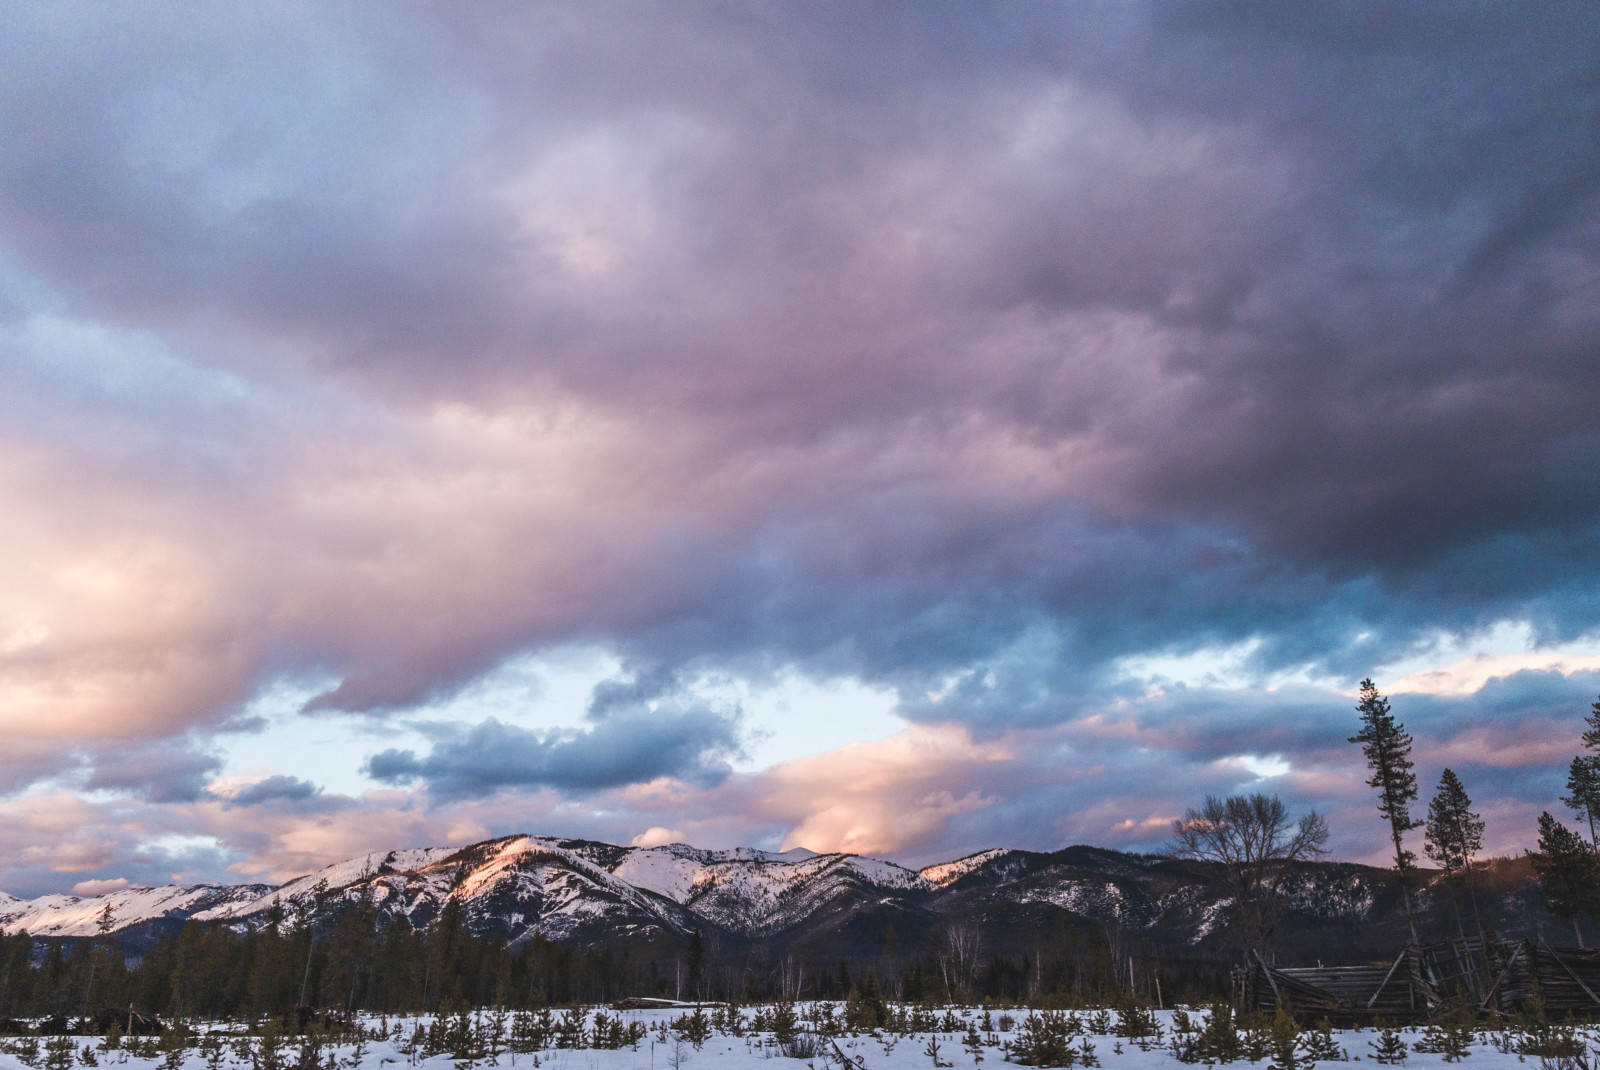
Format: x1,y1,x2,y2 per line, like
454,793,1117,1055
0,891,1221,1023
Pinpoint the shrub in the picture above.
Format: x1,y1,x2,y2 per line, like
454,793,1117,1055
781,1033,819,1059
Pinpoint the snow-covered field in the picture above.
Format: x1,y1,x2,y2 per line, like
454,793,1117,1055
0,1007,1589,1070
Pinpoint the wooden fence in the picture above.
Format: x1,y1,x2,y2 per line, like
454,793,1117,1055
1233,937,1600,1023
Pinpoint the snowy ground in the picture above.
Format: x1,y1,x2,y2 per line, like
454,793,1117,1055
0,1007,1589,1070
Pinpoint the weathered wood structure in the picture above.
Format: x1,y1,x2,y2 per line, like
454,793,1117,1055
1479,940,1600,1016
1234,937,1600,1023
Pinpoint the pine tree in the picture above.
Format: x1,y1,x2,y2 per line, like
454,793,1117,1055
1424,769,1486,938
1580,693,1600,753
1531,811,1600,948
1561,756,1600,848
1350,679,1422,942
1565,693,1600,847
83,902,116,1013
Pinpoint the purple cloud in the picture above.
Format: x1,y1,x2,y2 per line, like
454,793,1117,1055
0,3,1596,887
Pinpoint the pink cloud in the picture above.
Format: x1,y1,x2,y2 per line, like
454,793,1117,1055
71,877,130,895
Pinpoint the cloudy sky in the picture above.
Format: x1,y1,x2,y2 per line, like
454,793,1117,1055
2,2,1598,897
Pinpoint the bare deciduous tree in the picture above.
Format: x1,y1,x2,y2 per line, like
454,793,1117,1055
1169,792,1329,958
774,953,805,1001
935,922,983,1001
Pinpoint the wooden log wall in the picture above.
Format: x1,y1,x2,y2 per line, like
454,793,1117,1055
1232,938,1600,1024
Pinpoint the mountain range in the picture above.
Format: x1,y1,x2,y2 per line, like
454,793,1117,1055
0,835,1552,966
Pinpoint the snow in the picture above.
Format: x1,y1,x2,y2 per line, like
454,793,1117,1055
605,844,859,906
0,1007,1567,1070
192,844,464,921
1190,897,1236,944
0,833,1407,945
919,849,1012,887
193,847,460,922
0,884,269,938
608,848,716,902
0,836,1104,942
589,845,929,936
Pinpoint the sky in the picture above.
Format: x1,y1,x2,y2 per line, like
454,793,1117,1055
1,2,1598,897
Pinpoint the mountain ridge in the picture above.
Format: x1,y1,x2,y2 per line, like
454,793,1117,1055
0,834,1551,965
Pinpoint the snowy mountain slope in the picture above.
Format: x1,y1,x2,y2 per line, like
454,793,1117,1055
0,835,1547,965
431,836,701,943
919,849,1013,887
0,882,272,937
200,836,704,946
589,842,928,936
191,847,459,923
0,835,938,947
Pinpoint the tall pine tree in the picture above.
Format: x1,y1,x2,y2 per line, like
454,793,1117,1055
1563,756,1600,847
1350,678,1422,943
1424,768,1485,938
1563,693,1600,848
1532,811,1599,948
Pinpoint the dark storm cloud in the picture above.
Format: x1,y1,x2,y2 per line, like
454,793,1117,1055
0,0,1597,876
363,706,743,800
4,2,1594,586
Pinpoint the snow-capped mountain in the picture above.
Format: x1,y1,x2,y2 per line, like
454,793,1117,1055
0,835,943,946
583,841,927,937
0,835,1547,965
918,848,1014,887
0,882,272,939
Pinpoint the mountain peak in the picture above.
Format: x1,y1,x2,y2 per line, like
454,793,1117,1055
919,848,1014,887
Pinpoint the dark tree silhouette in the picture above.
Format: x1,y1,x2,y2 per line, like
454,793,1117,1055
1563,694,1600,849
1350,678,1422,943
1424,768,1485,938
1532,811,1599,948
1563,756,1600,848
1169,792,1329,957
1581,693,1600,754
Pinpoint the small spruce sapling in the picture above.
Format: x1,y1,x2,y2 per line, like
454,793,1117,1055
1298,1019,1346,1063
1413,1002,1475,1063
1368,1025,1408,1065
44,1036,76,1070
1266,1005,1301,1070
965,1023,985,1063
